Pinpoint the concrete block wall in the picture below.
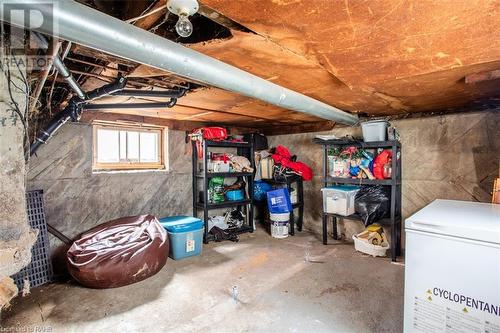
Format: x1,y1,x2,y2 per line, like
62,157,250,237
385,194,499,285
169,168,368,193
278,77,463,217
268,110,500,244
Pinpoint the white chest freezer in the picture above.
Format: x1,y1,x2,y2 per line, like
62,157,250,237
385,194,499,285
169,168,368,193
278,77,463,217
404,199,500,333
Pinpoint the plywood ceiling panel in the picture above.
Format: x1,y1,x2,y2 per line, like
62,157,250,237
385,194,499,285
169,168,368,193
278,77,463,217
202,0,500,80
197,0,500,116
71,0,500,132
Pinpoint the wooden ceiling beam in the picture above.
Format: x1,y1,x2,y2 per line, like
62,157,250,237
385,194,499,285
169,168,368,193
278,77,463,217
261,121,336,136
93,95,296,125
84,104,284,126
66,57,127,74
68,69,184,90
71,44,137,67
465,70,500,84
80,111,258,133
174,102,292,125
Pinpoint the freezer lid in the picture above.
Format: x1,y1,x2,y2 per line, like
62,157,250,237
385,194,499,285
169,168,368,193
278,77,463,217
405,199,500,244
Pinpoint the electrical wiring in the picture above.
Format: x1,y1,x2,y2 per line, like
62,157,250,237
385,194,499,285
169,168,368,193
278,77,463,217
46,72,58,117
12,52,29,120
149,12,169,33
0,49,31,160
125,3,167,24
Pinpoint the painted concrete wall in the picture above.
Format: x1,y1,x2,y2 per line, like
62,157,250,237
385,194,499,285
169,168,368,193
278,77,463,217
25,110,500,260
28,123,193,254
268,111,500,242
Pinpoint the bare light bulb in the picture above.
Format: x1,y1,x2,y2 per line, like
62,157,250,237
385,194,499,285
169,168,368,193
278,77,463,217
175,14,193,38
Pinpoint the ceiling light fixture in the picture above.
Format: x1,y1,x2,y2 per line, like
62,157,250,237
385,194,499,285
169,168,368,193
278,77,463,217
167,0,199,38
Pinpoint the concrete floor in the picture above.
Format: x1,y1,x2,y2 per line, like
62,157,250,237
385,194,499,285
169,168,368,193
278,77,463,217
2,228,404,333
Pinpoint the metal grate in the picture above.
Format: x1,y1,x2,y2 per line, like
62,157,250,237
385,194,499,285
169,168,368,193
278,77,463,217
11,190,53,290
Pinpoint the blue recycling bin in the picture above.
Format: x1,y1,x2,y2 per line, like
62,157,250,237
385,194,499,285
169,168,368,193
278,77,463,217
159,216,204,260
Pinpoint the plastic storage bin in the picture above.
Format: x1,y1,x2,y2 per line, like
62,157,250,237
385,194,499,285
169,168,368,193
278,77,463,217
226,189,244,201
290,188,298,204
352,234,389,257
159,216,204,260
361,120,388,142
321,185,360,216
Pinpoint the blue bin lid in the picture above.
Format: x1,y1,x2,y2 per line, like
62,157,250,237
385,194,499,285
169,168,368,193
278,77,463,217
159,216,204,233
322,185,360,192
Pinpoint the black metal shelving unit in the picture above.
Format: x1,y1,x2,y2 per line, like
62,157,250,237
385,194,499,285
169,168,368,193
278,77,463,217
313,138,402,262
192,140,255,243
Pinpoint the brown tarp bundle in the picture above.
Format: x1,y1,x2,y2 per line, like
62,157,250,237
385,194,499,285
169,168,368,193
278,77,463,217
67,215,168,288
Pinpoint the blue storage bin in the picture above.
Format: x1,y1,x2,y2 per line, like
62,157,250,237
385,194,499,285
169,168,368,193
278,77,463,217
159,216,204,232
225,189,244,201
158,216,204,260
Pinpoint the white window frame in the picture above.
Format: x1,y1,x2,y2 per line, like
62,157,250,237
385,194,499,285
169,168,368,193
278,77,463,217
92,122,168,171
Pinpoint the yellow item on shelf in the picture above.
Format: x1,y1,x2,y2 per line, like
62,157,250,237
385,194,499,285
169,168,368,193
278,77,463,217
355,224,389,247
366,224,383,233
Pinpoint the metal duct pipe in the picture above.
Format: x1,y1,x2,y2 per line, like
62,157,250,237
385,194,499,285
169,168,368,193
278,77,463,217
4,0,358,125
61,41,72,60
53,57,86,99
33,32,86,100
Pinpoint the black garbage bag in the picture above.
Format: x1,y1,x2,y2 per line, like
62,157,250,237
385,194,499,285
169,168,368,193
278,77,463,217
355,186,391,226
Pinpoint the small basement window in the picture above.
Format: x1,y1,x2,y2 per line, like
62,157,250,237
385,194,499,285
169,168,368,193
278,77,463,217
92,123,167,171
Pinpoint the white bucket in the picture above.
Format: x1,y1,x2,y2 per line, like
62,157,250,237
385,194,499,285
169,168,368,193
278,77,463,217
361,120,388,142
270,212,290,222
270,212,290,239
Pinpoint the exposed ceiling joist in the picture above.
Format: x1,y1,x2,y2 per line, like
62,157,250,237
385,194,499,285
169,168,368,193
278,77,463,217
80,111,258,133
7,0,358,125
21,0,500,135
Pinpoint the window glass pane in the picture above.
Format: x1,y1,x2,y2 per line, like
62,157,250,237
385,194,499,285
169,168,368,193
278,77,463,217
119,131,126,160
94,125,164,170
126,131,140,161
97,129,119,162
140,132,159,162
